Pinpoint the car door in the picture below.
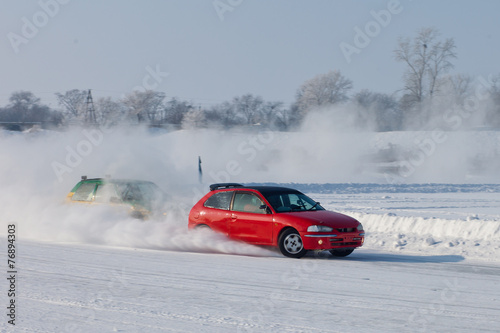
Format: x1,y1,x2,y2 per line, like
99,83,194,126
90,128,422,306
200,190,235,235
229,191,274,245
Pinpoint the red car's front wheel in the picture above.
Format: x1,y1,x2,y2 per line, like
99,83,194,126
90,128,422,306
278,229,307,258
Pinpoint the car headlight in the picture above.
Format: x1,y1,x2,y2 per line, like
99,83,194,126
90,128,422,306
357,223,364,231
307,225,333,232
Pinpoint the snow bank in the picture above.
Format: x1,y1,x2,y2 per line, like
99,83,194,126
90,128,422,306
350,212,500,241
347,211,500,261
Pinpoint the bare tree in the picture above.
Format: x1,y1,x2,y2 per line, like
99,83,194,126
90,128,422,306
122,90,165,123
274,103,302,131
447,74,473,105
163,98,192,126
9,91,41,111
95,97,125,126
7,91,40,123
232,94,264,125
55,89,87,120
205,101,242,128
486,74,500,128
394,27,456,105
428,37,456,97
1,91,62,129
182,107,206,129
296,70,352,115
353,90,400,131
260,101,283,129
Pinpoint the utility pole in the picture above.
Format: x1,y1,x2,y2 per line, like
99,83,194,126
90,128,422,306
86,89,97,125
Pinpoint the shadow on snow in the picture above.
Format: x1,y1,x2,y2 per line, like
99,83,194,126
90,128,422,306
303,250,465,263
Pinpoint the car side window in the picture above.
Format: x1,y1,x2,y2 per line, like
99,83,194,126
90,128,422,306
232,192,267,214
71,183,97,201
95,184,120,203
123,184,143,202
204,191,234,210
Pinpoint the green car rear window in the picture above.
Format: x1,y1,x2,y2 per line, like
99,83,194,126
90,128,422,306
71,183,97,201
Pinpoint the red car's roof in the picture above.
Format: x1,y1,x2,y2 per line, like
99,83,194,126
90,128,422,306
212,184,302,195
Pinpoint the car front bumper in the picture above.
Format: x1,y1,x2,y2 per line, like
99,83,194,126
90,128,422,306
302,232,364,250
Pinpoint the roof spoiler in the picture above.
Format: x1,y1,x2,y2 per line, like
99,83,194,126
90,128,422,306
209,183,244,191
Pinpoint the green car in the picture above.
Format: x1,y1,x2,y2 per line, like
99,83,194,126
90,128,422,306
67,176,167,219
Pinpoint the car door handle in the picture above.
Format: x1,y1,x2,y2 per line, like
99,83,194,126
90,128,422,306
231,213,237,220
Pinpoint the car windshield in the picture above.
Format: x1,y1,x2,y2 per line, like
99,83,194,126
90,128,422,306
263,191,324,212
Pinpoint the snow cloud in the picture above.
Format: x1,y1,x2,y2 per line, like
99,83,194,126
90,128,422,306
0,123,499,254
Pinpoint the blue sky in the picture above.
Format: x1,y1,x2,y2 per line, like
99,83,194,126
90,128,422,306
1,0,499,109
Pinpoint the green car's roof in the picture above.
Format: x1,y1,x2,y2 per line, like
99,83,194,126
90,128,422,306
70,178,156,192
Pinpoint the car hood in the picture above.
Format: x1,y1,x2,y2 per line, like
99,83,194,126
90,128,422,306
277,210,360,229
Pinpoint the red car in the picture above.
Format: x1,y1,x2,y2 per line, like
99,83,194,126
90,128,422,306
188,183,364,258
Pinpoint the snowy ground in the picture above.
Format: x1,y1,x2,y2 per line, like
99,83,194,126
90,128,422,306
1,184,500,332
2,240,500,333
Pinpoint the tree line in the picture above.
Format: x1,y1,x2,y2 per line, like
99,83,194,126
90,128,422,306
2,27,500,132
